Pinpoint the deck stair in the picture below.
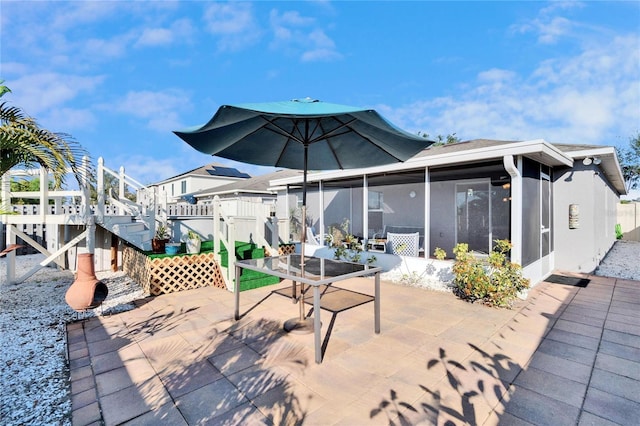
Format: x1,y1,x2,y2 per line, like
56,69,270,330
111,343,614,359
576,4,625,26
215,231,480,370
93,160,157,252
99,214,153,251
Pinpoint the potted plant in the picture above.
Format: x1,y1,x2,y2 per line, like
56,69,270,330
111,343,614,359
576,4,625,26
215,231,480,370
185,230,201,254
152,224,170,253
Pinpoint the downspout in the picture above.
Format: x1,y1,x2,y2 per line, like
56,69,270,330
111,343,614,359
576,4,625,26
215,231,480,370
504,155,522,265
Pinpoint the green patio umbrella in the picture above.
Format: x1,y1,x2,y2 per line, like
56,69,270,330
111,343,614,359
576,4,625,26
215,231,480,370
174,97,433,331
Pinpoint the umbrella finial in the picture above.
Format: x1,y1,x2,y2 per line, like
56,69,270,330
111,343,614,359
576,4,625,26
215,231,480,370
293,97,319,103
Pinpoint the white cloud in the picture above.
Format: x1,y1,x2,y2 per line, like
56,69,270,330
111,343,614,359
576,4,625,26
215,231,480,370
537,16,574,44
109,150,275,186
383,34,639,146
5,73,104,118
269,10,341,62
204,2,254,34
301,47,342,62
511,2,583,44
45,108,97,132
2,1,185,71
0,62,29,75
83,35,132,59
271,9,315,28
49,2,121,31
203,2,260,52
136,28,174,47
113,89,192,132
135,19,194,48
301,29,341,62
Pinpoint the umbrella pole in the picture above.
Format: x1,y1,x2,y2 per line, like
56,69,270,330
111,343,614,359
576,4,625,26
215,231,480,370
284,141,315,334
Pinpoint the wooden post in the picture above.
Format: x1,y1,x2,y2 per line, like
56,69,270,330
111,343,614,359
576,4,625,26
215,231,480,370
110,232,118,272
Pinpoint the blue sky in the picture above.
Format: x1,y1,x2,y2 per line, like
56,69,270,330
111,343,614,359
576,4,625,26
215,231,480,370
2,1,639,188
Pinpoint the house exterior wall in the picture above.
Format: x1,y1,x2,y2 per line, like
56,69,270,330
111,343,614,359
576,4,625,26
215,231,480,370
553,163,619,273
373,183,424,235
160,176,244,200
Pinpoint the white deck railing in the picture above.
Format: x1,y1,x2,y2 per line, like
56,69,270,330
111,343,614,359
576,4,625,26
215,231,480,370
2,160,282,286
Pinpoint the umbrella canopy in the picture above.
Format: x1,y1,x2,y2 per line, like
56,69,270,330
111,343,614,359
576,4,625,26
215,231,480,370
174,98,433,333
174,97,431,171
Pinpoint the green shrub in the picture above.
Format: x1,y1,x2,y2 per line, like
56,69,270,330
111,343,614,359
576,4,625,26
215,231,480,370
327,219,376,265
451,240,529,308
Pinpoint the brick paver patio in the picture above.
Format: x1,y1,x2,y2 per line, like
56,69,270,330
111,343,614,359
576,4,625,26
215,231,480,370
67,272,640,425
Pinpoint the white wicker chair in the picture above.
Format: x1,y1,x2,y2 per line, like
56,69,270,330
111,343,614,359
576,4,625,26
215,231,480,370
306,227,322,245
387,232,420,256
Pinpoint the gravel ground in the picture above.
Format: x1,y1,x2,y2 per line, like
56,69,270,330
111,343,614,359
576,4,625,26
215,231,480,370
0,254,145,426
593,240,640,280
0,240,638,425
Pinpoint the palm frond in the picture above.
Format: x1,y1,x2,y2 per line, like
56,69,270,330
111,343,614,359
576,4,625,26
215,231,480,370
0,101,93,189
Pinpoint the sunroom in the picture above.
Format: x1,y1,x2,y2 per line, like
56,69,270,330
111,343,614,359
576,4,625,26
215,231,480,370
271,139,624,287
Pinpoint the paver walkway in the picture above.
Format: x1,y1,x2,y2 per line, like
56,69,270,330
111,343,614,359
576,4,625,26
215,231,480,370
66,272,640,425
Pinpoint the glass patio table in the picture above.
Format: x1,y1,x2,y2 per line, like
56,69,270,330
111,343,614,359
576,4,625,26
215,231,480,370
235,254,382,364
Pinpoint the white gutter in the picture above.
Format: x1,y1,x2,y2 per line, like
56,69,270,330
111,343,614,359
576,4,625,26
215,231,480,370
504,155,522,265
195,189,274,197
270,139,574,187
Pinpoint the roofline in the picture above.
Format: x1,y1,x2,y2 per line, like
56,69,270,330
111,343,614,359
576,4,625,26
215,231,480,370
270,139,574,186
192,189,275,197
557,145,626,195
152,174,247,187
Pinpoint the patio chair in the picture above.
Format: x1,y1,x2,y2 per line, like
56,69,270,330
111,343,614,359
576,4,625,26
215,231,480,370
387,232,420,256
306,227,322,245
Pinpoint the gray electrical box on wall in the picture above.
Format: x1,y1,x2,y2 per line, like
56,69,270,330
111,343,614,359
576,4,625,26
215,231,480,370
569,204,579,229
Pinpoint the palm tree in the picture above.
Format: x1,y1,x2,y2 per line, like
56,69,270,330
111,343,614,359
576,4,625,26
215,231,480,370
0,82,92,190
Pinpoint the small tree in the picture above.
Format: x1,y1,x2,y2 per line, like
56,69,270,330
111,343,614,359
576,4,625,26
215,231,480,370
616,132,640,193
418,132,461,147
10,177,54,205
88,172,137,203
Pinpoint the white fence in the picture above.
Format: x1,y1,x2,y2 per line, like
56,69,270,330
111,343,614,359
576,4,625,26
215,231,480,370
617,202,640,241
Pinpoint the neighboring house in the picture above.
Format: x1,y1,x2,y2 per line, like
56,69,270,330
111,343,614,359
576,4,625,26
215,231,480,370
169,169,304,245
186,169,303,205
269,139,626,286
151,163,251,203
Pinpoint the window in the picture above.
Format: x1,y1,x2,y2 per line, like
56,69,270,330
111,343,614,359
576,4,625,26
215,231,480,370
368,191,383,210
181,180,187,194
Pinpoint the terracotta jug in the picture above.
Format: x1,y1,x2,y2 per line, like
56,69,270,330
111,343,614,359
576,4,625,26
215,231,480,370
65,253,109,311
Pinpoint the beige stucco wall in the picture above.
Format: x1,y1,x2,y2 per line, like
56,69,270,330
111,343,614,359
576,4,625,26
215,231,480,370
617,202,640,241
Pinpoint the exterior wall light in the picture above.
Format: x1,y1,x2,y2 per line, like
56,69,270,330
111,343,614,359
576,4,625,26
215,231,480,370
582,157,601,166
